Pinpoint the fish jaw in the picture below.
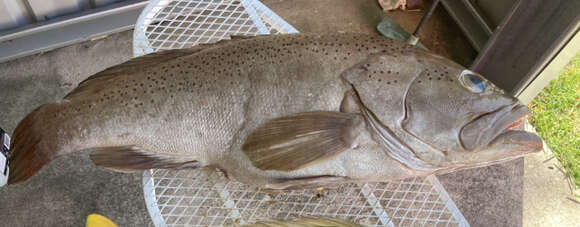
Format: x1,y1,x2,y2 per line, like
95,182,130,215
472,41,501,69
486,129,542,153
459,103,542,156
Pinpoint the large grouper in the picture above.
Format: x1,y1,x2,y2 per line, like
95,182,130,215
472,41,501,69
8,33,542,189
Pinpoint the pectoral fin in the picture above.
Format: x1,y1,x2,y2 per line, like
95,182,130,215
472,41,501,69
340,90,361,114
89,146,200,172
242,111,363,171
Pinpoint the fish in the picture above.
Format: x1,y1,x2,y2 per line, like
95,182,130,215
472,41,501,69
7,33,542,189
86,214,359,227
236,217,360,227
85,214,357,227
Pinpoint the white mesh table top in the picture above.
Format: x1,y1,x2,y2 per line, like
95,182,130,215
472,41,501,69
143,169,468,227
133,1,470,226
133,0,297,55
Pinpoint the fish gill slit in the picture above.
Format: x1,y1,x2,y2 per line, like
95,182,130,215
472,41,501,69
398,70,449,156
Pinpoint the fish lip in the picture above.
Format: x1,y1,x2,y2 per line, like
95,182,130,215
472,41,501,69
459,103,531,150
487,129,543,154
489,104,529,140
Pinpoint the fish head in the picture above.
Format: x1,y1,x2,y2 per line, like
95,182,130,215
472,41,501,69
401,65,542,165
345,51,541,169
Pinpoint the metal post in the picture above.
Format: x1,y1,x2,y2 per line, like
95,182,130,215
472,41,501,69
408,0,440,45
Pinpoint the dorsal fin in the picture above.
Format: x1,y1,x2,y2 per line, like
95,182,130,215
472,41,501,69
230,34,269,40
76,49,194,87
64,37,255,99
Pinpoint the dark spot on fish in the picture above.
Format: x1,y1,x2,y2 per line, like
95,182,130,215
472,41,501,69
387,81,391,84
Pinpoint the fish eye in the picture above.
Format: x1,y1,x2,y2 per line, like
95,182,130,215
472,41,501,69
460,70,487,93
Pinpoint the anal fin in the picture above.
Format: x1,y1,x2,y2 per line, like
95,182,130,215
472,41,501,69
89,146,200,172
244,217,361,227
267,175,350,190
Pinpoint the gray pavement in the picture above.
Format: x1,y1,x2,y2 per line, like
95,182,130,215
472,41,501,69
0,31,151,226
524,150,580,227
1,0,576,226
522,123,580,227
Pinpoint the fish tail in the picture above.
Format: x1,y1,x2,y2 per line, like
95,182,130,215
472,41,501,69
8,104,58,184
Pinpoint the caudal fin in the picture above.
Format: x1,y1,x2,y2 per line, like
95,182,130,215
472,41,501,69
8,105,54,184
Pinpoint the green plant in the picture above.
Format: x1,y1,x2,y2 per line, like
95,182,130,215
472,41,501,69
529,52,580,187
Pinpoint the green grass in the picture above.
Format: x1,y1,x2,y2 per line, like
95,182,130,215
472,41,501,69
529,51,580,187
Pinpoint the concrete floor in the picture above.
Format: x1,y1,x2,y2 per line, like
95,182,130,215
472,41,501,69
522,124,580,227
0,31,150,226
1,0,573,226
524,150,580,227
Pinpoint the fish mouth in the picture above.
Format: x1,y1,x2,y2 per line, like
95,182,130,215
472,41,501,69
459,103,541,153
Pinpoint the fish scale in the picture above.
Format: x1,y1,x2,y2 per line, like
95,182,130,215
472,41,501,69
7,33,541,188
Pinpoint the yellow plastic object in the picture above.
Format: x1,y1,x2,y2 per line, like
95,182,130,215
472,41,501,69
86,214,118,227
